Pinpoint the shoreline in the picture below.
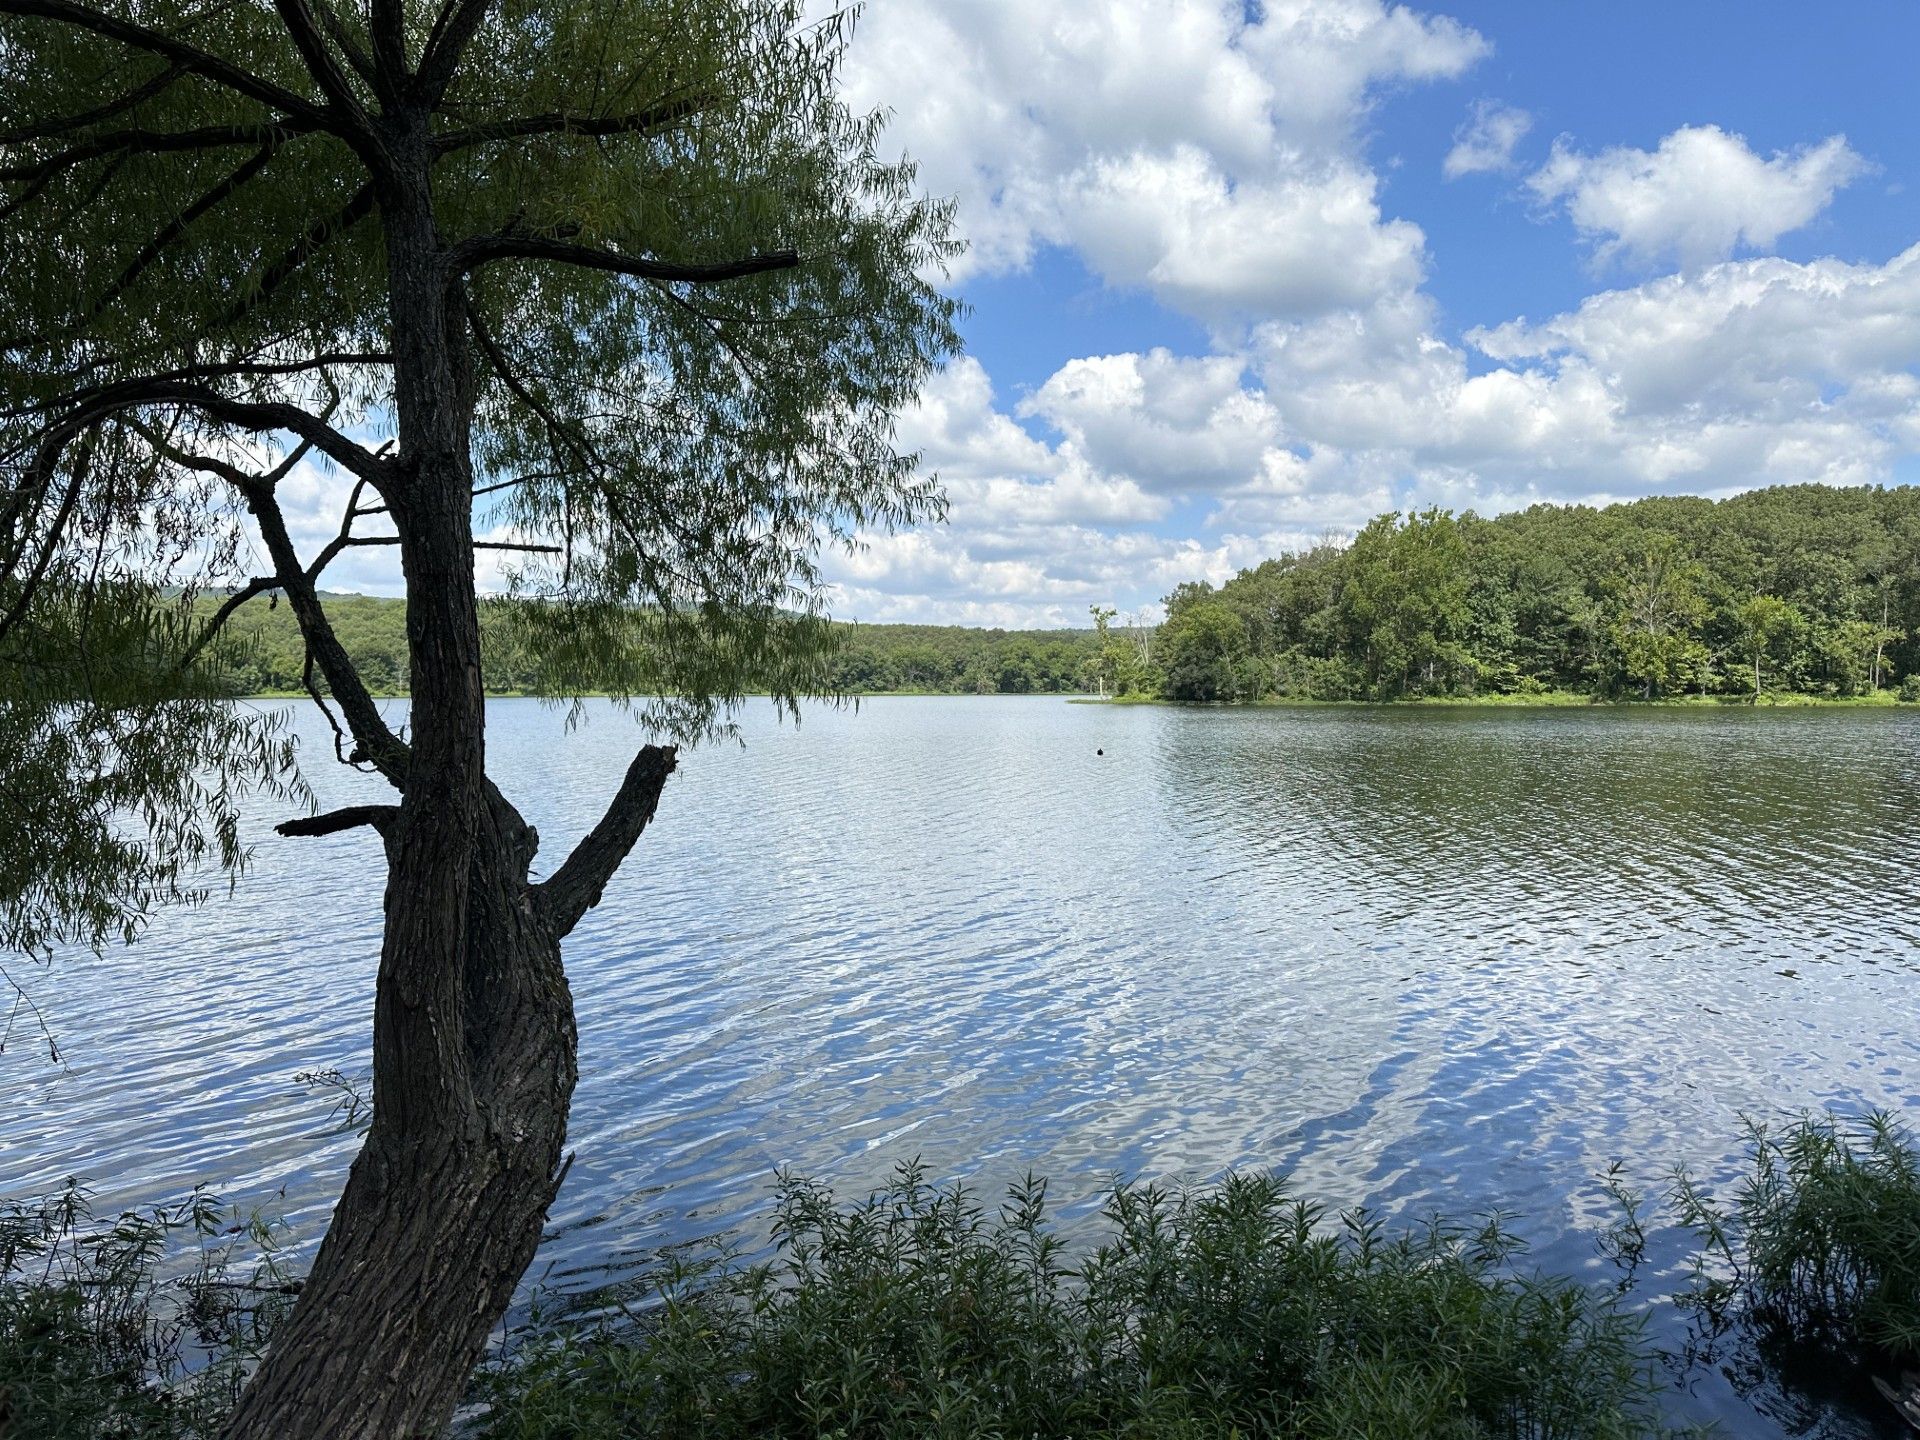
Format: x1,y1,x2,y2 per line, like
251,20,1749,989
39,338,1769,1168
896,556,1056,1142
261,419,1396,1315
236,688,1912,708
1072,690,1911,710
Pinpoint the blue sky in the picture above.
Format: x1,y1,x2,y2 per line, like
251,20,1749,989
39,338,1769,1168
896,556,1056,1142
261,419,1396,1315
801,0,1920,626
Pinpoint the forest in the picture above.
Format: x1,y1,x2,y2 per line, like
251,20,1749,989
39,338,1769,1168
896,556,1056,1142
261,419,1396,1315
206,484,1920,706
203,596,1107,698
1145,484,1920,703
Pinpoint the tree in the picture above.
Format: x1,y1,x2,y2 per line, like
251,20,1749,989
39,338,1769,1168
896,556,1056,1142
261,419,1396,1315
1735,594,1803,699
0,2,958,1433
1340,508,1471,697
1608,537,1709,698
1158,598,1245,701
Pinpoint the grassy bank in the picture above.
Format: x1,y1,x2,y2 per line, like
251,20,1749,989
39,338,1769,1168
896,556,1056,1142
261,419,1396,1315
1072,689,1911,709
4,1113,1917,1438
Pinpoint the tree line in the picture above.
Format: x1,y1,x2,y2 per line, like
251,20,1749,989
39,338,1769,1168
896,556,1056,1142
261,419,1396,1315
1143,484,1920,703
203,595,1107,697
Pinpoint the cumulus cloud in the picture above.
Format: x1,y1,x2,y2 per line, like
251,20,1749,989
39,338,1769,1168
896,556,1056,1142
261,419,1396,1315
272,9,1920,631
1443,100,1532,178
836,0,1482,319
1526,124,1870,269
1020,349,1284,492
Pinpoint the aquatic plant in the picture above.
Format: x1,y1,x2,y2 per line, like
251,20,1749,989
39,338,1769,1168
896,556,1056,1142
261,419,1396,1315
472,1164,1661,1440
1672,1110,1920,1363
0,1182,292,1440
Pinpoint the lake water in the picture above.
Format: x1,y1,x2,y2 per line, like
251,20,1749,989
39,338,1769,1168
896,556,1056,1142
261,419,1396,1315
6,697,1919,1435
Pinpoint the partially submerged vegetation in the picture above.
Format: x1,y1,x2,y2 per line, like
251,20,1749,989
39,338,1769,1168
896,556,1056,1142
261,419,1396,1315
1672,1112,1920,1364
475,1168,1656,1440
5,1112,1916,1439
0,1184,291,1439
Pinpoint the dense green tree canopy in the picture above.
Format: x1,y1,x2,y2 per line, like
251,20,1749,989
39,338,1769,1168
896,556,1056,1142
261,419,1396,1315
1153,485,1920,703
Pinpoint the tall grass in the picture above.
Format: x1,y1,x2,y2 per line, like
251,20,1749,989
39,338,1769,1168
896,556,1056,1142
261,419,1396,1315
0,1181,292,1440
1669,1110,1920,1363
473,1165,1660,1440
4,1114,1914,1438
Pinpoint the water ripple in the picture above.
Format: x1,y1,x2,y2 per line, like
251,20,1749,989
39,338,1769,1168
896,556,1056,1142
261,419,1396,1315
3,698,1917,1437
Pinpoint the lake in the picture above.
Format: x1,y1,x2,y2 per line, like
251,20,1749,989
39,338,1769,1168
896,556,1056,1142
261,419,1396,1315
5,697,1919,1435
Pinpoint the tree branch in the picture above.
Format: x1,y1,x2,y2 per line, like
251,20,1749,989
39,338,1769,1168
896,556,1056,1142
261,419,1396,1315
176,574,278,670
453,234,799,285
413,0,492,103
269,0,380,148
276,804,396,837
366,0,406,97
0,119,319,183
136,383,391,483
0,60,183,143
82,143,281,322
536,745,676,935
219,181,377,327
432,96,716,154
0,0,334,128
243,481,409,782
310,0,380,94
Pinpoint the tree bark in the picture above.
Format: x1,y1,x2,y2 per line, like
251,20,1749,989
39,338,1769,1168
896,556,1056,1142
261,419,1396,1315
224,812,576,1440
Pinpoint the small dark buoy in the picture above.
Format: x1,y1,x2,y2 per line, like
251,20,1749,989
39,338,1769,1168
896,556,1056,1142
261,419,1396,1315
1096,748,1104,755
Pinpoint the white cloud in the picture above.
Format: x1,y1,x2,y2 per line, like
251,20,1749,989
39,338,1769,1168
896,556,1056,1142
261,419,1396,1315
1526,124,1870,269
817,237,1920,625
838,0,1482,318
1444,100,1532,178
1020,348,1284,492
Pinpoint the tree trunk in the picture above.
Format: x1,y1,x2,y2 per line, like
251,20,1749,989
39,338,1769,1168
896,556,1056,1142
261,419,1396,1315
225,812,577,1440
227,117,580,1440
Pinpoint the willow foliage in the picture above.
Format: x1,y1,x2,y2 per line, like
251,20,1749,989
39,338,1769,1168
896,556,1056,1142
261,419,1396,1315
2,0,961,950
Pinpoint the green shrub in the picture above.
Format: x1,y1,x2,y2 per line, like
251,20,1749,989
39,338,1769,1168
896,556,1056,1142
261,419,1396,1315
0,1181,292,1440
1897,674,1920,703
1672,1111,1920,1362
473,1165,1660,1440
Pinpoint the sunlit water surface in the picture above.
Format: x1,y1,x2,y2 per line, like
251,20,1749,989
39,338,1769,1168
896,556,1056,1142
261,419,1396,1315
5,698,1918,1435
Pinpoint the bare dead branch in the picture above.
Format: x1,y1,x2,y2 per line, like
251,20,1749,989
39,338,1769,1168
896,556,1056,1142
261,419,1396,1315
535,745,677,935
276,804,397,837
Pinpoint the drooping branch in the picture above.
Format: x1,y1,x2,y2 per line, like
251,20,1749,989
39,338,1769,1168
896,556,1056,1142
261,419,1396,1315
0,425,92,648
0,0,335,128
535,744,676,935
453,233,799,285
